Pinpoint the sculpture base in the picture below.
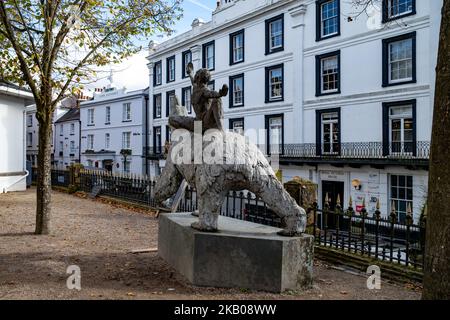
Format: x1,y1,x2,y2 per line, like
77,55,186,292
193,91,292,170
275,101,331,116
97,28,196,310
158,213,314,293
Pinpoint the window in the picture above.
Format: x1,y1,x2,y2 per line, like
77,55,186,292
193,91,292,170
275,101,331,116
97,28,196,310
265,64,284,102
153,61,162,86
390,175,413,223
105,133,110,149
182,87,192,114
230,30,244,65
229,74,244,108
105,106,111,124
382,100,416,156
153,94,162,119
60,124,64,136
87,160,93,167
166,56,176,83
182,50,192,79
265,14,284,54
382,32,416,87
70,123,75,135
87,134,94,150
166,125,172,143
154,127,162,154
229,118,244,135
122,132,131,150
27,115,33,127
123,103,131,121
202,41,215,70
70,141,75,153
265,115,284,155
166,90,175,117
316,51,340,96
27,132,32,147
383,0,415,22
87,109,94,125
207,81,215,91
316,0,340,41
316,108,340,156
123,160,131,173
59,141,64,156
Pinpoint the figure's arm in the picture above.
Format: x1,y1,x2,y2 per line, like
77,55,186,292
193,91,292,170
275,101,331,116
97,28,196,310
186,62,195,85
203,84,228,98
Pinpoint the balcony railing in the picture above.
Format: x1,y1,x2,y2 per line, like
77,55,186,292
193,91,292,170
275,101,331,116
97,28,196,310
281,141,430,162
144,141,430,164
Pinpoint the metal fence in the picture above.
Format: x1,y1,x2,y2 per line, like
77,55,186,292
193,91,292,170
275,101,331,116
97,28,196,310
32,168,425,270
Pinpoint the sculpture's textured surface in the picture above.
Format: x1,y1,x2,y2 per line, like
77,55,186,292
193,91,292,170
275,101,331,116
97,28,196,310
154,129,307,236
154,63,306,236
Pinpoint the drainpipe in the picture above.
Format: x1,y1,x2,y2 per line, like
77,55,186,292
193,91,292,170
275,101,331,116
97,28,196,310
145,95,149,175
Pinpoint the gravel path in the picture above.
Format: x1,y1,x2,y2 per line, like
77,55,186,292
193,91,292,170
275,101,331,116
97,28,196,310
0,188,421,300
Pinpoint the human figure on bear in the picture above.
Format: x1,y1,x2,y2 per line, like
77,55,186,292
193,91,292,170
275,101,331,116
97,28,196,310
168,62,227,132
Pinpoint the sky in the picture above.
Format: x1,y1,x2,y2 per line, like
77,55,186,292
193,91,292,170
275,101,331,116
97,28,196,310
91,0,218,92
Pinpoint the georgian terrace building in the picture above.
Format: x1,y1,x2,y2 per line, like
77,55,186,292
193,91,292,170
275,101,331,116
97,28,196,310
79,81,148,175
146,0,442,222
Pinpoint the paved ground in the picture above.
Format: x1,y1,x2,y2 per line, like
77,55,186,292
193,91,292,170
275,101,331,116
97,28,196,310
0,188,421,300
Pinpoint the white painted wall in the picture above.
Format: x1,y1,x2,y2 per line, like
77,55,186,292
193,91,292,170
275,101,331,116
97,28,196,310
54,119,81,168
0,94,29,192
80,88,147,174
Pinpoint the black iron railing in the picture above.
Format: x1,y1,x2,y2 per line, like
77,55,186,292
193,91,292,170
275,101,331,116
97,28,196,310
31,169,425,271
282,141,430,160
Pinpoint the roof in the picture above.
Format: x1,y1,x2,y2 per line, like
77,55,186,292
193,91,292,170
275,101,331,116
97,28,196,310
0,80,32,93
54,108,80,123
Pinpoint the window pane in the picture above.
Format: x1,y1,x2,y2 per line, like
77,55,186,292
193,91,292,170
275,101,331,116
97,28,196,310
389,39,413,82
321,0,338,37
269,68,283,99
321,56,338,92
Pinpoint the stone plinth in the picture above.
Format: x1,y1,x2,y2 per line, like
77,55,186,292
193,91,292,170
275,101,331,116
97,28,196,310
158,213,314,293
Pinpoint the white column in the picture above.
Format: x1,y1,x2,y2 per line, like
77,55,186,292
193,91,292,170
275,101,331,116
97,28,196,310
190,44,201,71
289,4,307,144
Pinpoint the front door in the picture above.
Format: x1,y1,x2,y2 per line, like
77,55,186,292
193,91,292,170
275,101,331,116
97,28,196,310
103,160,113,172
321,180,344,229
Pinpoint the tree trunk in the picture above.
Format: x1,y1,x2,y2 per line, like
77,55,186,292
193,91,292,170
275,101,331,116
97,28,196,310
35,109,54,235
422,0,450,300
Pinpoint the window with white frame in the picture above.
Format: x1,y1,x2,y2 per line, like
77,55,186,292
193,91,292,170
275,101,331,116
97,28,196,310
321,112,340,154
167,56,175,82
87,134,94,150
27,114,33,127
390,174,413,223
182,87,192,114
105,106,111,124
105,133,110,149
384,0,415,21
266,65,283,102
230,75,244,107
154,127,162,153
267,116,283,155
203,41,215,70
154,61,162,86
389,105,413,154
70,141,75,153
27,132,32,147
59,141,64,154
154,94,162,118
182,51,192,78
122,132,131,150
383,32,416,86
70,123,75,135
317,52,340,95
87,109,94,125
389,39,413,83
319,0,339,39
166,91,175,117
123,103,131,121
230,30,244,64
60,124,63,136
266,15,283,54
229,118,244,135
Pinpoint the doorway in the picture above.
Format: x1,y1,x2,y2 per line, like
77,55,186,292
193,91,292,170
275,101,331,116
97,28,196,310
103,160,113,172
321,180,344,229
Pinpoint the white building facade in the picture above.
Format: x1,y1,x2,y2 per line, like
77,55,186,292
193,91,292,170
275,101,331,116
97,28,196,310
0,81,34,192
54,108,81,168
80,85,148,175
146,0,441,222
